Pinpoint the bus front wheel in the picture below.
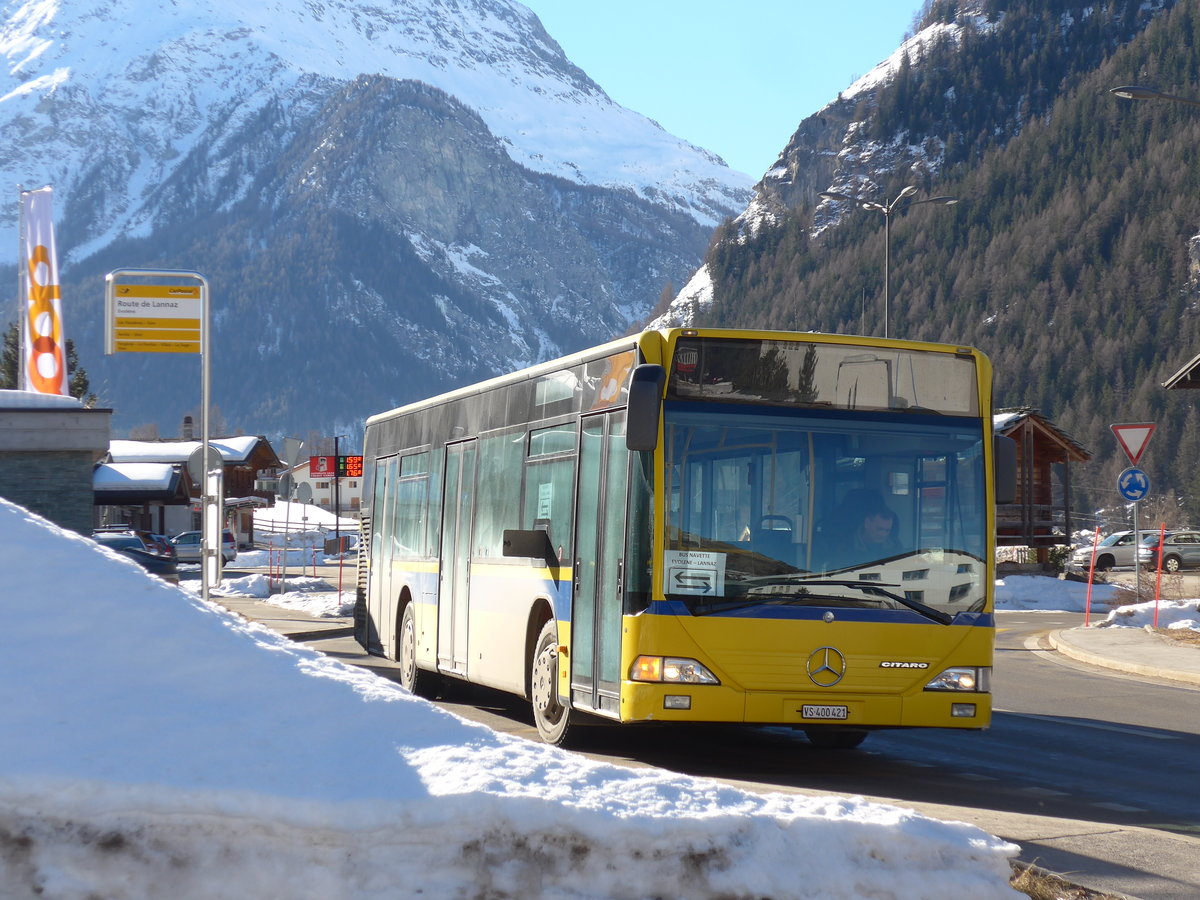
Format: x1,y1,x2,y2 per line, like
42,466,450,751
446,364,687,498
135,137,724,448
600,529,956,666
531,619,571,745
399,603,441,700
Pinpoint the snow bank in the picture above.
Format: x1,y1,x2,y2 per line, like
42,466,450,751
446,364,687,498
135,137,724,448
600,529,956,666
0,497,1018,898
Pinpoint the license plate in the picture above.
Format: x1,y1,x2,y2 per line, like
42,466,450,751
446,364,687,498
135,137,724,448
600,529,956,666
801,704,849,720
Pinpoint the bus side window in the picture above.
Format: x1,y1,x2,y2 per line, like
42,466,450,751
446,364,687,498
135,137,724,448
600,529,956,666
474,430,525,556
523,462,574,562
524,423,577,563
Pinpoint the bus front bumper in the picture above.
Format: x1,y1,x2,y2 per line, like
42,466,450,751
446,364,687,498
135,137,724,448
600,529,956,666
620,682,991,729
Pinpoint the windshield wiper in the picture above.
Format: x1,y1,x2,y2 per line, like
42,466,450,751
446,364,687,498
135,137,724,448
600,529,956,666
700,576,953,625
691,592,876,617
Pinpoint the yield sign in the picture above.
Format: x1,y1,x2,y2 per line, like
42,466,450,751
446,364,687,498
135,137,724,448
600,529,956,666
1111,423,1156,465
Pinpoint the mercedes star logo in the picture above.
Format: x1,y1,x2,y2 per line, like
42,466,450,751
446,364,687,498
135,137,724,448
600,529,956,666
806,646,847,687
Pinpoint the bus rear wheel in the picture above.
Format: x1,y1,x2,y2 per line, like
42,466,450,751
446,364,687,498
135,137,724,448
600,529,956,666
399,603,441,700
530,619,571,745
804,727,868,750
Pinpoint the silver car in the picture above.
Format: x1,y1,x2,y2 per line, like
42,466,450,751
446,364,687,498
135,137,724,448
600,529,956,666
171,530,237,563
1072,531,1158,571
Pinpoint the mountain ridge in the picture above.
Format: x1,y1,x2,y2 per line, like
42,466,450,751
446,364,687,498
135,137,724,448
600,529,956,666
0,0,751,437
657,0,1200,524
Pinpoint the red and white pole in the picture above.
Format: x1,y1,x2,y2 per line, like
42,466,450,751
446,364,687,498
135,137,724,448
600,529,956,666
1084,529,1101,626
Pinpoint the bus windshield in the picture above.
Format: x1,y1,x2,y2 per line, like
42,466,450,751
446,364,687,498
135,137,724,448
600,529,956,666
663,403,987,618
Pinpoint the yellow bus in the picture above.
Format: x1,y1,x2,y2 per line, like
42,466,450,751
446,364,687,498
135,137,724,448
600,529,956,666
356,328,1016,747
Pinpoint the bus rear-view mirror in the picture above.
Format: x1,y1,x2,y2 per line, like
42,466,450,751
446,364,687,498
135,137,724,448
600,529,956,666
626,364,666,451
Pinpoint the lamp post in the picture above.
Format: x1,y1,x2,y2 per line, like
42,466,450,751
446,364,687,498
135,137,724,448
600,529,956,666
1109,85,1200,108
820,186,959,339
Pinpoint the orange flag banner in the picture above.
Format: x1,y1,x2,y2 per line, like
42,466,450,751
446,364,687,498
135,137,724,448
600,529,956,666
20,186,68,396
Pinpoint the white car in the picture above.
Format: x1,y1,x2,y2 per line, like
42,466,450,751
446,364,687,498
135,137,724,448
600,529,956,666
171,530,237,563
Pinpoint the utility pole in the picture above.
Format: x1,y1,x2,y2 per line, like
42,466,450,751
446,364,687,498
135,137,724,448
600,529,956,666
333,434,341,551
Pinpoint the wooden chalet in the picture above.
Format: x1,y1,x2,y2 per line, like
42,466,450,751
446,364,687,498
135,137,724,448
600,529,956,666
994,408,1092,562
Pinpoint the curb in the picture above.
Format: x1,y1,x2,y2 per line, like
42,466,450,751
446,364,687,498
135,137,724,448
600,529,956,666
1048,630,1200,687
1009,860,1143,900
283,626,355,642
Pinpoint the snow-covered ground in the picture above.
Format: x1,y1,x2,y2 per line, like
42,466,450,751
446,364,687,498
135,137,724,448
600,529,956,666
1,496,1023,898
996,573,1200,631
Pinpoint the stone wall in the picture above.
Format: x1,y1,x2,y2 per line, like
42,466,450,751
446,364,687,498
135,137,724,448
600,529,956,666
0,402,112,535
0,450,99,534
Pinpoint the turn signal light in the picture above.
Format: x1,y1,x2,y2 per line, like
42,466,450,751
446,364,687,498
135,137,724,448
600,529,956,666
630,655,719,684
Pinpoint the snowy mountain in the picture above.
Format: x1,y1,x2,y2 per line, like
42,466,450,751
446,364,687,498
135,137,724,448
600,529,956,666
650,0,1170,328
0,0,751,436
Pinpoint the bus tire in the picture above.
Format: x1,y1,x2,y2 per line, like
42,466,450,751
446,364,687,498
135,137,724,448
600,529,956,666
530,619,571,745
804,727,868,750
399,603,441,700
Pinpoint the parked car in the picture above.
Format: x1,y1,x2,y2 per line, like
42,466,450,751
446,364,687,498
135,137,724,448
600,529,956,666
1072,531,1149,571
148,532,176,557
93,526,176,559
91,531,179,580
1138,530,1200,573
1070,532,1161,573
171,530,237,563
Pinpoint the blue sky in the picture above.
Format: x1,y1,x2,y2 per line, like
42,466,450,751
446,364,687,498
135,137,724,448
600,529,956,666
521,1,924,177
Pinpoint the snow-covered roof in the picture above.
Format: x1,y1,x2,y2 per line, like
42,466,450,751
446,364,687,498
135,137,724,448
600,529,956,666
109,436,266,464
0,389,82,409
994,408,1091,461
93,462,177,492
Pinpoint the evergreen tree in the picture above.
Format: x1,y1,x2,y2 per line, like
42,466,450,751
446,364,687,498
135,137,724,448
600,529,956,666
1,320,96,404
0,322,15,389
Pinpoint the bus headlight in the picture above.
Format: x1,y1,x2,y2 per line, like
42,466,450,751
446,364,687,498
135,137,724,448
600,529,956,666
630,655,720,684
924,666,990,692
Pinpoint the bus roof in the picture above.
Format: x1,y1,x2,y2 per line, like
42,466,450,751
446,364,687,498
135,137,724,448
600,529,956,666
363,328,988,429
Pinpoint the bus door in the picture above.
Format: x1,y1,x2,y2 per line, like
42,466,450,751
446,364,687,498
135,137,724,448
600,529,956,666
571,410,627,717
437,440,477,676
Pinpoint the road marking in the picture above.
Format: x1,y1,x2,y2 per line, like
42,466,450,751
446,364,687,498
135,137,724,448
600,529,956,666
955,772,999,782
1020,786,1070,798
995,710,1180,740
1090,801,1147,813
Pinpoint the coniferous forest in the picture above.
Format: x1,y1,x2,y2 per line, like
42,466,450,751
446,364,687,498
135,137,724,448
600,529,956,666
692,0,1200,529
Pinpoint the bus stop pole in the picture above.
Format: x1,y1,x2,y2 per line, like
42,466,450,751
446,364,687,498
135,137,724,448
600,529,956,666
200,279,210,605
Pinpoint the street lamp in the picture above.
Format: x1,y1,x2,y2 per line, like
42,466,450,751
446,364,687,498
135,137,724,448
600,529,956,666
820,186,959,339
1109,85,1200,108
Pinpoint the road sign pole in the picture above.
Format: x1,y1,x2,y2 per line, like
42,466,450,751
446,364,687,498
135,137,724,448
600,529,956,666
1133,501,1140,606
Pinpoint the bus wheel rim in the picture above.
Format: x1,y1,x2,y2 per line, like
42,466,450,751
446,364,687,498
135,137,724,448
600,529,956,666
401,615,416,683
532,644,559,718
